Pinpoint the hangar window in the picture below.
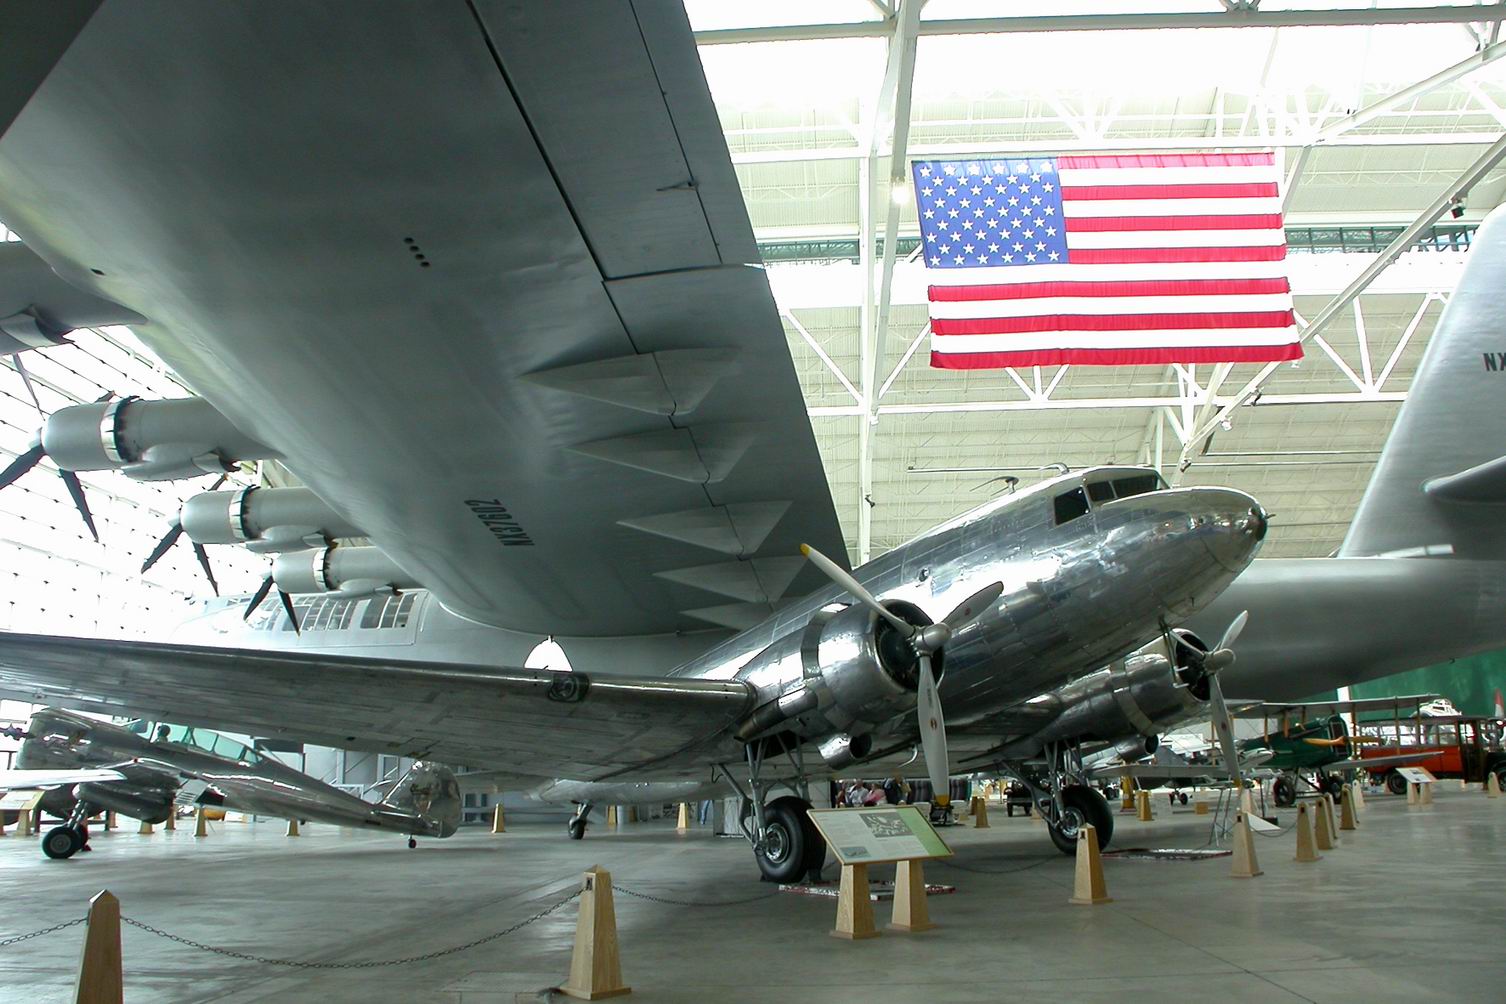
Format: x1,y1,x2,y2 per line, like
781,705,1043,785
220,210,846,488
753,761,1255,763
1053,487,1090,525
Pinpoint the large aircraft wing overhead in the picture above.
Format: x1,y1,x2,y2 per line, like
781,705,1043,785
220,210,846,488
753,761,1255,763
0,634,756,782
0,3,846,636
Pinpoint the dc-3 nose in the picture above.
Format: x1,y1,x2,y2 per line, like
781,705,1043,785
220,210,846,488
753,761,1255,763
1181,487,1268,572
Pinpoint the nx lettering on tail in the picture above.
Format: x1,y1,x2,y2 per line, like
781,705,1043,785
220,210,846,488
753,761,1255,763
1482,352,1506,371
465,499,534,547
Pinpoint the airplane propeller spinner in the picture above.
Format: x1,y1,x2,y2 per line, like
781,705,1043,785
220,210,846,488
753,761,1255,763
0,363,109,542
140,473,228,594
800,543,1003,805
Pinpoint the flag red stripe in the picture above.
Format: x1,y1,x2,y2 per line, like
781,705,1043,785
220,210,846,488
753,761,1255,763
1057,152,1276,170
931,310,1295,336
928,278,1290,302
1065,214,1282,233
1070,246,1287,264
932,343,1303,368
1059,182,1279,201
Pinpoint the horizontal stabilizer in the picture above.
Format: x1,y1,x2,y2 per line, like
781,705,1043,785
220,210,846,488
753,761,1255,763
1424,455,1506,502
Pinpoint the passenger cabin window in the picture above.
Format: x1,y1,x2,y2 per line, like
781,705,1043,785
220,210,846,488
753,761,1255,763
1053,487,1090,525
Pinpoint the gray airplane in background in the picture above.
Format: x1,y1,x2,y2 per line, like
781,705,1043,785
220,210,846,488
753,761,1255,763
0,4,1503,884
1,707,461,859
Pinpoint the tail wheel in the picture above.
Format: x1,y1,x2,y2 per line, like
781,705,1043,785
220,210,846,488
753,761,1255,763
751,796,823,883
1048,785,1112,855
42,825,82,860
1272,775,1297,807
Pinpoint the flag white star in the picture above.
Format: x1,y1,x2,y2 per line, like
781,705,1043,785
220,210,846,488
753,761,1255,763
977,255,988,264
1048,251,1060,261
1003,253,1014,262
959,198,971,208
1041,162,1054,172
948,208,959,218
940,245,951,254
1019,183,1031,193
1044,206,1056,216
983,197,995,206
1011,217,1022,227
1035,241,1046,251
968,163,980,174
1015,162,1028,172
1030,173,1041,183
930,256,941,264
938,221,949,230
988,242,1000,252
1024,229,1035,239
962,220,973,230
919,165,932,176
1007,196,1019,206
926,232,936,241
1046,226,1057,236
954,255,965,263
943,165,956,175
945,186,957,196
1043,183,1053,192
971,186,982,195
963,244,974,253
974,209,984,217
1013,242,1024,252
923,209,934,219
1031,196,1041,205
1006,175,1017,184
1025,252,1037,261
992,163,1005,173
922,187,933,196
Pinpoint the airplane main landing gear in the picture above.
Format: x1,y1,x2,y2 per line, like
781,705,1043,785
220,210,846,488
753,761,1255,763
724,737,827,883
407,837,417,849
41,801,95,860
1046,785,1113,855
567,801,592,840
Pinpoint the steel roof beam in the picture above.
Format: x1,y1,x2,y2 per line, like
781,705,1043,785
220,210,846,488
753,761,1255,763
696,6,1505,45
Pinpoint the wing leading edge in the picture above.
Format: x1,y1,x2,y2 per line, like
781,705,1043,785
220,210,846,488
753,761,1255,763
0,633,755,783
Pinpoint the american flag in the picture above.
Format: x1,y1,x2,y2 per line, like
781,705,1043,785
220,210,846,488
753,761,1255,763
912,153,1303,369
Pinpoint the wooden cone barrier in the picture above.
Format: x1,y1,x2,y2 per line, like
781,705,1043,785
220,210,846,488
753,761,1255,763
1488,772,1502,799
1313,799,1336,851
1293,803,1320,862
1120,778,1134,812
1136,790,1153,822
193,808,208,838
1339,789,1358,832
1229,811,1263,878
889,859,935,931
973,797,990,829
1069,824,1112,904
560,866,629,1000
286,818,300,837
137,820,153,836
491,804,507,834
163,810,175,832
1353,782,1366,811
74,889,122,1004
676,803,690,832
831,863,880,940
606,806,618,829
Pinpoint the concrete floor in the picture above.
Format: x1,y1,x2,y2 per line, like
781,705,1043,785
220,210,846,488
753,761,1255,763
1,787,1503,1002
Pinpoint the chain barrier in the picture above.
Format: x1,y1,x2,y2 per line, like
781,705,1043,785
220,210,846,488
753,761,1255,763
614,884,779,907
0,917,86,949
932,854,1057,876
118,889,579,970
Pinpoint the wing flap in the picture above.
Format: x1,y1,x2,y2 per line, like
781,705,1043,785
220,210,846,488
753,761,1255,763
0,633,755,782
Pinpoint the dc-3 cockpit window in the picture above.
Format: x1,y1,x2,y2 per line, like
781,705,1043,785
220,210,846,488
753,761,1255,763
1110,473,1167,498
1053,487,1091,525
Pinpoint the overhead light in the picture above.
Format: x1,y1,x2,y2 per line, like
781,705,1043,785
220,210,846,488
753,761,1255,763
1450,195,1466,219
1220,418,1233,432
891,183,911,206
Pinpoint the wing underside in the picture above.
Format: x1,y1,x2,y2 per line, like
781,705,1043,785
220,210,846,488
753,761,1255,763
0,634,756,783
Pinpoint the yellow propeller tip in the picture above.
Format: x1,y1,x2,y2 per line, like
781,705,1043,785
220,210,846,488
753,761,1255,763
799,543,812,556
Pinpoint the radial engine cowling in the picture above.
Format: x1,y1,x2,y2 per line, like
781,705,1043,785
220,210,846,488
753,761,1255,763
272,544,420,599
182,486,362,553
41,396,275,480
997,637,1208,758
733,600,939,765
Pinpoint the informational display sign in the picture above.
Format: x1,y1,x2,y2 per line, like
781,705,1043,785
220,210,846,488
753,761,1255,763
806,805,953,865
0,790,44,811
1396,766,1437,784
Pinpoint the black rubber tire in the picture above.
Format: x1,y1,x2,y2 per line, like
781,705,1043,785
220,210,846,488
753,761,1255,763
407,837,417,849
42,825,81,860
567,818,587,840
1048,785,1112,855
1178,792,1189,806
1386,771,1408,796
1273,775,1297,807
752,796,816,883
1321,774,1345,798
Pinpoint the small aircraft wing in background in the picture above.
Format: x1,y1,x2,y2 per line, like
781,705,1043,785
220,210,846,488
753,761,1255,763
1318,751,1436,774
1231,694,1444,719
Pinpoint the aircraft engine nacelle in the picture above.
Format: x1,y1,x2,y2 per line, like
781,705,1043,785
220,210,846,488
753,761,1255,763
182,486,362,553
0,241,144,355
997,637,1207,759
272,544,420,599
41,396,276,480
734,600,937,767
71,781,174,825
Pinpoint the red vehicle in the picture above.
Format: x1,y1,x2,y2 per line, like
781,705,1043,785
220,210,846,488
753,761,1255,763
1358,716,1506,794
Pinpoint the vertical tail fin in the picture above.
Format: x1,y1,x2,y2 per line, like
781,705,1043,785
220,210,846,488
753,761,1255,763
1340,206,1506,559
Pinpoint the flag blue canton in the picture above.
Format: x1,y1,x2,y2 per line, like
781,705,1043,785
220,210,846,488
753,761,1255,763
912,159,1067,268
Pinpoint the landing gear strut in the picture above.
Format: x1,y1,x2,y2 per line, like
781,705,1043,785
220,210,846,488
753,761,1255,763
567,801,592,840
1002,742,1114,856
723,739,827,883
42,800,94,860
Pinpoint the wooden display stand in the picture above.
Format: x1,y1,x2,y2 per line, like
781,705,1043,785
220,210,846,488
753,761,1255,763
1313,797,1336,850
833,863,880,940
193,808,208,838
889,860,935,932
1229,811,1263,878
286,818,301,837
560,866,629,1000
74,890,122,1004
676,803,690,832
972,797,990,829
606,806,618,829
1068,824,1112,904
163,810,176,832
137,820,153,835
491,804,507,834
1488,772,1502,798
1339,789,1358,832
1135,790,1153,822
1293,803,1320,863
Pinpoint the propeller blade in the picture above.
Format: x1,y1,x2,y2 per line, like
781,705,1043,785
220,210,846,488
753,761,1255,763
278,588,300,635
0,443,44,491
916,653,951,804
1207,673,1244,791
191,542,219,596
800,543,914,637
1215,609,1249,655
243,574,274,621
140,519,185,574
59,470,99,542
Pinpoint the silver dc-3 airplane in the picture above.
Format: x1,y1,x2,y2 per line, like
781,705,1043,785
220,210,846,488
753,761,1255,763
1,4,1506,882
1,707,460,859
